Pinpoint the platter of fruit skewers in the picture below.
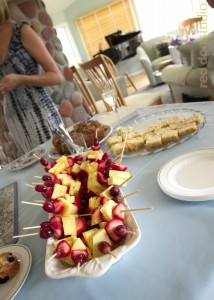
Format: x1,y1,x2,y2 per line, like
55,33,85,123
18,137,149,278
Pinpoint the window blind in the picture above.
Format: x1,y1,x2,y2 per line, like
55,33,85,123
76,0,137,58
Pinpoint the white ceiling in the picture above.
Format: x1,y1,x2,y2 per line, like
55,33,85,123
43,0,76,14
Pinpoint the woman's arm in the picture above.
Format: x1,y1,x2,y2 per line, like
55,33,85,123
0,24,63,93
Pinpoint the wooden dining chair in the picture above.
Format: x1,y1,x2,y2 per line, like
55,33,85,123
79,54,161,112
179,17,203,38
70,65,103,114
101,55,137,91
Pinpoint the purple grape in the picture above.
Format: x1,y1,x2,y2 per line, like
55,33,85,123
42,175,51,181
39,227,54,239
43,201,55,213
98,241,111,254
110,186,120,197
114,225,127,238
73,253,87,266
40,158,48,166
44,180,54,187
40,221,51,228
35,184,47,193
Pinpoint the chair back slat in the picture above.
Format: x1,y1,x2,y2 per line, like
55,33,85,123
79,55,127,111
70,65,99,114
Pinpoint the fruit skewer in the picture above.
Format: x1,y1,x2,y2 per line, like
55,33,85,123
20,138,148,269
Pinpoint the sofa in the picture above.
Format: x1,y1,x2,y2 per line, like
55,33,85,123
162,32,214,102
136,34,173,86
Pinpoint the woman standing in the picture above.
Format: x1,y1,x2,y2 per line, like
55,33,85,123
0,0,63,155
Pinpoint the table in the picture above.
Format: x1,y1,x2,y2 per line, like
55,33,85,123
1,101,214,300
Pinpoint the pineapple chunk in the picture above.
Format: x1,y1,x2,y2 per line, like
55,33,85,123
91,207,102,226
64,194,76,203
70,163,81,174
83,228,99,250
87,150,102,159
99,222,107,229
51,184,67,199
59,198,78,216
53,236,77,248
72,238,87,250
89,196,101,210
87,162,98,173
56,156,69,168
62,215,76,236
100,186,113,199
107,177,128,186
107,170,131,186
92,228,112,258
69,180,81,196
88,172,106,195
108,170,131,179
49,162,66,175
80,160,90,171
100,200,117,221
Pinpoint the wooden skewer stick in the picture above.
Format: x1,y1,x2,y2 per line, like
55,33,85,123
13,232,39,238
121,207,154,213
120,189,140,200
25,184,35,189
118,134,127,165
125,230,136,235
118,175,133,188
78,213,92,217
48,253,57,262
108,250,117,258
21,201,43,206
23,225,40,230
31,182,42,185
34,175,42,178
33,153,41,160
33,200,44,203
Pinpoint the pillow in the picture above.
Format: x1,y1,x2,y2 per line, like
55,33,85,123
177,42,192,65
182,93,210,103
155,42,169,58
191,33,214,68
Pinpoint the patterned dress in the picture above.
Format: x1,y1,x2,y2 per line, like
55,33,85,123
0,21,62,155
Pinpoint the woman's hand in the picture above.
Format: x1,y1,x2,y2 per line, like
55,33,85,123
0,74,22,93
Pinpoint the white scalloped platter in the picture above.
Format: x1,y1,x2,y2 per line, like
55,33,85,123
45,209,141,279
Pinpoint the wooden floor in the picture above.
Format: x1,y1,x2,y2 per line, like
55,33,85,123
126,71,149,95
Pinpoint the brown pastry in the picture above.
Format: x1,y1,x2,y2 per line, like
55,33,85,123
0,252,20,284
52,120,106,154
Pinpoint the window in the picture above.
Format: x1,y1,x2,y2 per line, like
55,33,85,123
76,0,137,58
55,23,82,66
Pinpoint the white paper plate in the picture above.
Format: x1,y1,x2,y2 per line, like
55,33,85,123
158,148,214,201
8,149,46,171
45,209,141,279
0,244,32,300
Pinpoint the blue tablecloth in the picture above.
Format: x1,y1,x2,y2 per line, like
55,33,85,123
1,102,214,300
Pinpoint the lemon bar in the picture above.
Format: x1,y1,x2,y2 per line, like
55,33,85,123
106,135,123,147
161,130,179,144
145,135,162,149
126,137,145,151
178,122,197,136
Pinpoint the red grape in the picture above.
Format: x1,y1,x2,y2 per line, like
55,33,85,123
40,158,48,166
35,184,47,193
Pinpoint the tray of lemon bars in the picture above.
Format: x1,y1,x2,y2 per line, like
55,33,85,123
105,109,206,157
